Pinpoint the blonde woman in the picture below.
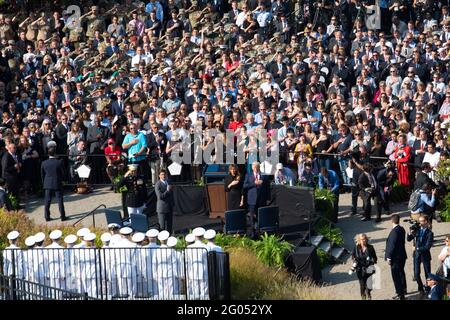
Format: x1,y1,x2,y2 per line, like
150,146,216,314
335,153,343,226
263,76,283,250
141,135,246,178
351,233,378,300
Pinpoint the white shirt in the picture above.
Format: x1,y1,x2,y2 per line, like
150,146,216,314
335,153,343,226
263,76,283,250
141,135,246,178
236,11,247,28
438,246,450,277
423,151,440,181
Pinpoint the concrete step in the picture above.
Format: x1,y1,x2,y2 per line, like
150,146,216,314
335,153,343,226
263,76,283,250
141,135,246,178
319,240,331,253
331,247,345,260
310,235,324,247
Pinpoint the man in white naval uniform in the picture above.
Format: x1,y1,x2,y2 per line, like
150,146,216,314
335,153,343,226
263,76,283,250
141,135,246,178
77,233,99,298
186,227,209,300
74,228,91,248
112,227,136,298
45,230,66,297
33,232,49,296
100,232,115,299
204,230,223,253
4,231,24,298
154,230,178,299
144,229,159,298
63,234,79,296
23,236,36,299
131,232,146,298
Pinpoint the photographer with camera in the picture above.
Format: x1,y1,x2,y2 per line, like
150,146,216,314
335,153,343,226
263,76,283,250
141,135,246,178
411,183,437,225
351,233,378,300
407,214,434,299
118,164,147,218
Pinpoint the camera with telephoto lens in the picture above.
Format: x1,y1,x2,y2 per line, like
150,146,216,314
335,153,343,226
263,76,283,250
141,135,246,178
405,219,420,235
348,262,358,275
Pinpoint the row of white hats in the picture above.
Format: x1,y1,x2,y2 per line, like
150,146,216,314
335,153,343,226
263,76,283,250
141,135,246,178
8,226,218,247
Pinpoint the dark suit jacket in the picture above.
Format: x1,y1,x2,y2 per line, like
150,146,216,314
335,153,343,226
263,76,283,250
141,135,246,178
428,285,444,300
268,62,288,83
55,123,69,154
414,171,434,190
185,94,206,108
243,172,270,206
146,131,161,161
406,227,433,261
412,139,428,169
1,152,19,183
111,100,125,116
385,224,407,262
41,157,65,190
0,188,12,211
155,180,174,213
86,125,109,154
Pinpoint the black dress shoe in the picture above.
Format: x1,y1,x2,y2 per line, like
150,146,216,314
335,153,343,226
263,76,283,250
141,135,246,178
361,217,371,221
375,218,382,223
45,217,51,222
393,295,406,300
61,217,68,221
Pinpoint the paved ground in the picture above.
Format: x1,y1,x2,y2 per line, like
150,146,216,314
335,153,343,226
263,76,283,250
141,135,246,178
321,193,450,300
23,188,450,300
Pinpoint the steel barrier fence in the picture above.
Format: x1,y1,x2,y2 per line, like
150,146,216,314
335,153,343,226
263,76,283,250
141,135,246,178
0,247,230,300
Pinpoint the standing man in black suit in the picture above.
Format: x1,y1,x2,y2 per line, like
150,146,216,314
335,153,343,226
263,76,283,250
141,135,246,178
243,162,270,238
41,147,66,222
385,214,408,300
1,142,21,202
155,169,174,233
412,128,428,170
414,162,434,191
407,214,434,298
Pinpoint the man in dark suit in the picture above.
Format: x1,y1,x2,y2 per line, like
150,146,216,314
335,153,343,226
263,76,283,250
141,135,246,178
111,91,126,116
407,214,433,298
385,214,408,300
1,142,21,201
243,162,270,238
185,84,206,109
412,129,429,170
41,147,66,221
268,52,288,84
54,114,69,156
155,169,174,233
414,162,434,190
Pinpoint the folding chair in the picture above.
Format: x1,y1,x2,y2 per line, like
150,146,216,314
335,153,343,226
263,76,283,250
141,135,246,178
130,213,149,233
105,209,124,227
224,209,247,235
256,206,279,235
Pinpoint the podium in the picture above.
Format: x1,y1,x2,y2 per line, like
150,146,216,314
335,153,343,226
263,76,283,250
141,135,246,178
204,164,228,218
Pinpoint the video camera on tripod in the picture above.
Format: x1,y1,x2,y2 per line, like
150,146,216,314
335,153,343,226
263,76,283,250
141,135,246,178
404,218,420,236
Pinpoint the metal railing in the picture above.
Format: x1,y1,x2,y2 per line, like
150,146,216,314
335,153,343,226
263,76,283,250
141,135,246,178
72,204,106,228
0,247,229,300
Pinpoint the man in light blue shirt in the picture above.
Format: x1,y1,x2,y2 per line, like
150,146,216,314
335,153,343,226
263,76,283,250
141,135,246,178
255,3,271,39
274,163,296,186
145,0,164,22
122,123,147,165
412,183,437,223
318,167,341,223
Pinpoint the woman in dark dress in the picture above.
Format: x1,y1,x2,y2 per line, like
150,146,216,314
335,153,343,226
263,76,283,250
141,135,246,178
351,233,378,300
224,164,243,210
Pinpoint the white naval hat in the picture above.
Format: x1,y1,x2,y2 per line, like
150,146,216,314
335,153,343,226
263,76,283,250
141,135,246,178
64,234,77,244
84,233,96,242
204,229,217,240
107,223,121,230
76,228,90,238
7,230,19,240
132,232,145,243
192,227,206,237
158,230,170,241
120,227,133,235
185,233,195,243
100,233,112,243
34,232,46,243
25,236,36,247
146,229,159,238
167,236,178,248
49,230,63,240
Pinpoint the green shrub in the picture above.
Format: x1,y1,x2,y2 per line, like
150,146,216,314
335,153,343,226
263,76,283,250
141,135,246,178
315,220,344,246
314,188,335,221
436,159,450,182
439,192,450,222
316,248,329,269
113,174,127,193
251,233,294,268
390,180,410,203
7,193,18,210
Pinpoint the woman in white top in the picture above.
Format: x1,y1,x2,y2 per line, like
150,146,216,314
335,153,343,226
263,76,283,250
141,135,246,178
385,67,402,97
438,235,450,279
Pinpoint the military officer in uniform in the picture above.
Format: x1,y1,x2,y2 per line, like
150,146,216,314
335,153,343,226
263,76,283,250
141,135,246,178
131,232,146,298
154,230,178,299
186,227,209,300
63,234,78,296
204,229,223,253
78,232,99,297
74,228,90,248
81,6,106,40
118,164,148,216
33,232,48,296
144,229,159,297
4,231,24,298
46,230,66,295
24,236,36,298
113,227,135,298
